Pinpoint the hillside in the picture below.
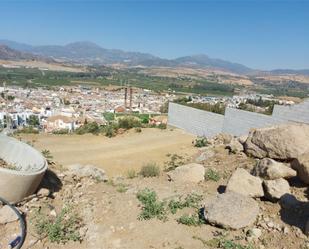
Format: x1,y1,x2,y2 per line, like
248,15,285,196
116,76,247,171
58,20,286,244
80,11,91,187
0,44,36,60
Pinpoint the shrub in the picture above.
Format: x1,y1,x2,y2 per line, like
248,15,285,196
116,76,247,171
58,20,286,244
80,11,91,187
136,188,167,220
164,153,186,172
177,214,203,226
116,183,128,193
15,126,39,134
118,116,141,129
205,168,220,182
75,122,100,135
52,129,69,135
158,123,167,130
126,169,137,179
32,205,83,244
104,124,117,137
140,162,160,177
168,193,203,214
194,136,208,147
135,127,142,133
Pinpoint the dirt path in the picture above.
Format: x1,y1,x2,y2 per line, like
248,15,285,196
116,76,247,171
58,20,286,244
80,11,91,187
19,128,196,176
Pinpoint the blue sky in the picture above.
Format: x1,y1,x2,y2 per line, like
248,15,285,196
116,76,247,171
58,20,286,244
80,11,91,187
0,0,308,70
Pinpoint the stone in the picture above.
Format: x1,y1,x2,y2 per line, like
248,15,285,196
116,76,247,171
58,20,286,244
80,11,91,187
226,138,244,154
37,188,50,197
0,205,18,224
66,164,108,182
279,193,299,209
238,135,248,145
210,133,233,145
252,158,297,180
247,228,262,241
291,153,309,184
244,124,309,160
263,178,290,201
167,163,205,183
195,149,215,163
226,168,264,198
204,191,259,230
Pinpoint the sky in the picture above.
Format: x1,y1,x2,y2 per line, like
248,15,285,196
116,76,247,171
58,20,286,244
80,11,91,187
0,0,308,70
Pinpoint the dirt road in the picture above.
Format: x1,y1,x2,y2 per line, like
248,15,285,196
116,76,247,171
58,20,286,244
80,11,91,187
19,128,196,176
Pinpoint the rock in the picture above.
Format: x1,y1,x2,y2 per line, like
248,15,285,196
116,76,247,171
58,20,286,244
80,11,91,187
244,124,309,160
195,149,215,163
238,135,248,145
226,138,244,154
252,158,297,180
0,205,18,224
210,133,233,145
291,153,309,184
279,194,299,209
263,178,290,201
66,164,108,182
305,219,309,236
37,188,50,197
226,168,264,198
247,228,262,241
167,163,205,183
204,191,259,230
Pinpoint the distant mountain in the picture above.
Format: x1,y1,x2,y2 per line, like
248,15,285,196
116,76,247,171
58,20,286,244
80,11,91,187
1,39,308,75
0,44,36,60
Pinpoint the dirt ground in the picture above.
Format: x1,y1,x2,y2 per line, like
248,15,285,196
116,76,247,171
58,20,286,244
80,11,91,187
17,128,196,176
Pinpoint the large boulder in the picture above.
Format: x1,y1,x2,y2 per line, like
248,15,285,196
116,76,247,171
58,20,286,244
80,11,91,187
226,168,264,198
244,124,309,160
291,153,309,184
0,205,18,224
263,178,290,201
252,158,296,180
167,163,205,183
66,164,108,182
204,191,259,230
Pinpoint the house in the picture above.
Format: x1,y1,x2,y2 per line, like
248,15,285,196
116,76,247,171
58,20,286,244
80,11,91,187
45,115,76,132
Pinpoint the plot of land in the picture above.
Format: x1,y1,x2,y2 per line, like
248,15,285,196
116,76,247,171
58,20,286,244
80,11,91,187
19,128,196,176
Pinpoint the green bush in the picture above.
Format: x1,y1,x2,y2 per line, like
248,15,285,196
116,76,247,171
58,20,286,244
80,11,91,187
75,122,100,135
194,137,208,147
126,169,137,179
177,214,203,226
32,206,83,244
118,116,141,129
140,162,160,177
164,153,186,172
158,123,167,130
15,126,39,134
52,129,69,135
104,124,117,137
168,193,203,214
136,188,167,220
205,168,220,182
41,149,54,165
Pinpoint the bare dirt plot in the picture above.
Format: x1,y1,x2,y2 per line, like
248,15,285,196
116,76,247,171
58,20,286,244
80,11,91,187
19,128,197,176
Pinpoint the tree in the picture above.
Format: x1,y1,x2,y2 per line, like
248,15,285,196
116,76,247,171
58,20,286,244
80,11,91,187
27,115,40,127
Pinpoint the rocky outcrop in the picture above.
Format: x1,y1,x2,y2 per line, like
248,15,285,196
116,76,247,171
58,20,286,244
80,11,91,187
226,168,264,198
66,164,108,182
204,191,259,229
263,178,290,201
244,124,309,160
291,153,309,184
167,163,205,183
252,158,297,180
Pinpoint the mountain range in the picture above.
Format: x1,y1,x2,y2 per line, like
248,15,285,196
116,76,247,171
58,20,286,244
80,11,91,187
0,39,308,75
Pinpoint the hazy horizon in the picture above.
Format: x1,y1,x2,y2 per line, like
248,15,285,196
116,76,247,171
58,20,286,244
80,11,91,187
0,0,308,70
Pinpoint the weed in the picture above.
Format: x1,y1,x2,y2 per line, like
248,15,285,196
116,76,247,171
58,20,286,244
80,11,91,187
41,149,54,165
193,136,208,147
135,127,142,133
164,153,187,172
136,188,167,220
140,162,160,177
168,193,203,214
177,214,203,226
205,168,221,182
116,183,128,193
126,169,137,179
32,205,83,244
193,235,255,249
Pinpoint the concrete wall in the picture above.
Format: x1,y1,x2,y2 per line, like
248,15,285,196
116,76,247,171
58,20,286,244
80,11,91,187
168,102,224,137
272,100,309,124
0,134,47,203
222,108,286,136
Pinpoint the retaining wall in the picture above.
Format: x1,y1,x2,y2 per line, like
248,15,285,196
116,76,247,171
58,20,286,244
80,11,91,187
168,100,309,137
168,102,224,137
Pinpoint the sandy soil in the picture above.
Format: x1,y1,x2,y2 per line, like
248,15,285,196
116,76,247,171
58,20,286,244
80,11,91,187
18,128,196,176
